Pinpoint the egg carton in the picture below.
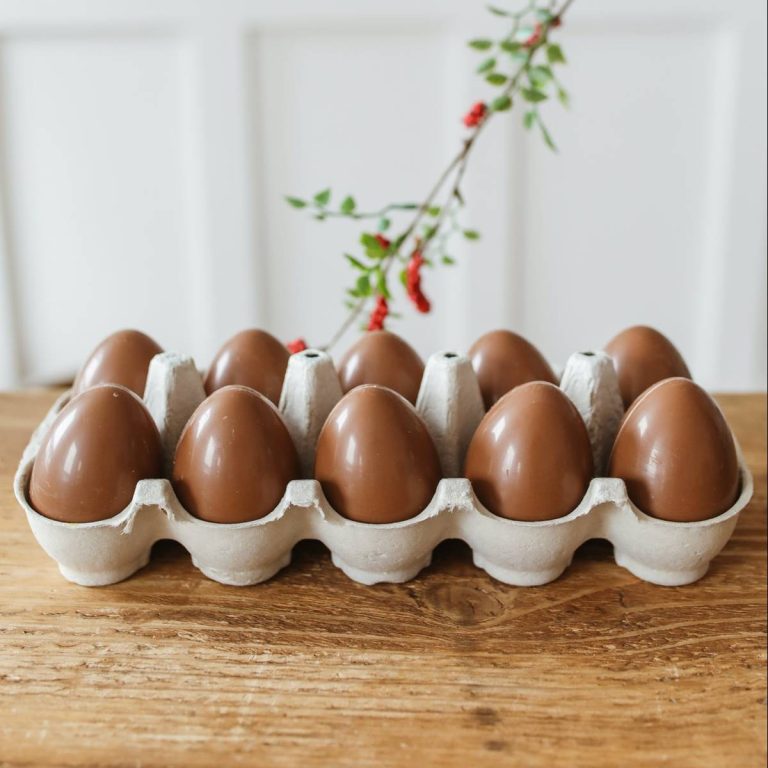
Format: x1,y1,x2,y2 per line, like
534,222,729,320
14,349,754,588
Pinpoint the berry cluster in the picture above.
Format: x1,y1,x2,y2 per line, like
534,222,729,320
405,250,431,314
463,101,488,128
287,338,308,354
367,296,389,332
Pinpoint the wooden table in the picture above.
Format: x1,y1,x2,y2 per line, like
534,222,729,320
0,390,765,767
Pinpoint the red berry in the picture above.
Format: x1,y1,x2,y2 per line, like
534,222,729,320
523,23,543,47
367,296,389,331
463,101,487,128
287,338,308,354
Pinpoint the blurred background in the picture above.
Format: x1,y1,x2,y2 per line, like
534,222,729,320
0,0,765,391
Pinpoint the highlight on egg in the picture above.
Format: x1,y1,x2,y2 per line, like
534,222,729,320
29,384,164,523
336,330,424,405
464,381,593,521
73,329,164,398
467,329,558,409
608,377,740,522
604,325,691,408
172,385,299,523
314,384,441,524
204,328,290,405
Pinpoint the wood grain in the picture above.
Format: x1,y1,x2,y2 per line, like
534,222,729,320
0,390,765,768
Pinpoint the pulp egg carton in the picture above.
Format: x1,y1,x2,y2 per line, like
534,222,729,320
14,349,754,589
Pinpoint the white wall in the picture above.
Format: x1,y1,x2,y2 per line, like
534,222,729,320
0,0,765,390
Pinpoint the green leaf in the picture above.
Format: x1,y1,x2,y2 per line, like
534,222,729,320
557,86,570,108
487,5,510,16
360,233,383,251
522,87,547,103
530,65,553,82
441,255,456,265
427,206,441,217
547,43,566,65
285,196,307,209
491,94,512,111
340,195,356,214
344,253,368,271
423,225,438,240
374,268,391,299
468,38,493,50
356,274,371,296
391,202,419,210
477,57,496,74
486,73,508,86
314,214,326,221
378,217,391,231
314,188,331,206
523,109,537,129
535,8,554,22
500,40,521,54
538,119,558,152
399,269,408,288
463,229,481,240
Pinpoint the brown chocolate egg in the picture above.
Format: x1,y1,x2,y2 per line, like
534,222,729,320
29,385,163,522
604,325,691,408
314,385,441,523
464,381,593,521
204,329,290,405
608,378,739,522
172,385,299,523
73,329,163,397
337,331,424,405
468,330,558,409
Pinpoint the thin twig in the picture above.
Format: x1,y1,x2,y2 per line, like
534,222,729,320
320,0,574,350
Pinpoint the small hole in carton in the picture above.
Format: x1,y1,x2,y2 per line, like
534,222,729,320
443,353,458,359
303,352,320,358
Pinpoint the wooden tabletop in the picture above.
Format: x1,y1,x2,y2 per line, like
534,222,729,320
0,390,765,767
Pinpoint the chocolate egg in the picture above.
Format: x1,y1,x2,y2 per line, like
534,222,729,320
172,385,299,523
608,378,739,521
73,329,163,397
204,329,290,405
314,385,441,523
468,330,558,409
29,385,163,522
604,325,691,408
464,381,593,521
337,331,424,404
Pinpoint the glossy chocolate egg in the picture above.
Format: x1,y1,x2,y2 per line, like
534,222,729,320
172,385,299,523
204,329,290,405
604,325,691,408
314,385,441,523
337,331,424,405
464,381,593,521
73,329,163,397
468,330,558,409
29,385,163,523
608,378,739,521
